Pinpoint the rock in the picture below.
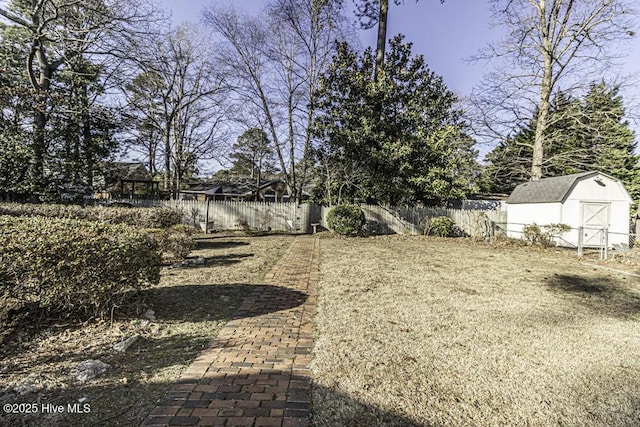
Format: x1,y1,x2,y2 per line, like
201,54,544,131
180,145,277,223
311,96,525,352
195,256,205,265
75,360,110,382
13,383,38,395
142,309,156,321
13,374,45,395
113,335,140,352
136,319,150,328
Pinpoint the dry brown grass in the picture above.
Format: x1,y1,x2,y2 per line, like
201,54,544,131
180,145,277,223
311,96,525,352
0,232,293,426
312,235,640,426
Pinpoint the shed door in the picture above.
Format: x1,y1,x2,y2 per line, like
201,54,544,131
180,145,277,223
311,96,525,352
581,202,610,246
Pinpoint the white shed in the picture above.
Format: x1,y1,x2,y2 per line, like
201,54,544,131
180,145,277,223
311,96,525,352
506,171,632,247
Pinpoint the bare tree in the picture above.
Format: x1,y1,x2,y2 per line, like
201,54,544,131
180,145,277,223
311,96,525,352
203,0,350,202
469,0,637,180
125,25,228,196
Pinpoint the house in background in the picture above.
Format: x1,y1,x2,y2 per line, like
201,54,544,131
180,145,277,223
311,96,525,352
257,180,290,202
179,179,293,202
94,162,160,199
179,182,255,202
506,171,632,247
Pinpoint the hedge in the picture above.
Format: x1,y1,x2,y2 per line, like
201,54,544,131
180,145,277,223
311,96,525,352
146,224,197,260
0,215,161,319
0,203,183,229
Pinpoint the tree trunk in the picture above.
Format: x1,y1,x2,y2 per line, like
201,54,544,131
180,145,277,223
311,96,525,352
288,90,297,202
80,82,93,189
163,124,171,193
31,102,47,195
29,47,52,196
531,89,550,180
531,1,554,181
374,0,389,81
256,156,262,190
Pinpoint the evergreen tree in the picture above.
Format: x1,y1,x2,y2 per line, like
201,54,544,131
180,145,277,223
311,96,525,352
0,25,31,198
313,36,479,206
229,128,277,186
0,0,163,199
46,59,121,199
484,83,639,202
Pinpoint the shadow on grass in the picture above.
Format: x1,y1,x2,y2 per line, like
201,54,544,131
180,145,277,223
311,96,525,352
171,253,255,268
204,253,254,267
1,280,307,359
0,371,427,427
194,239,250,250
545,274,640,318
0,281,310,426
137,283,307,322
0,333,221,427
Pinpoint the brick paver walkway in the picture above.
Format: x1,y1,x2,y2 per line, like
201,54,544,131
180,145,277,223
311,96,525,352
143,235,319,427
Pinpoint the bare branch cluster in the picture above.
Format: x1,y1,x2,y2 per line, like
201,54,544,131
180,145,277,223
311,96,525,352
203,0,352,201
468,0,637,179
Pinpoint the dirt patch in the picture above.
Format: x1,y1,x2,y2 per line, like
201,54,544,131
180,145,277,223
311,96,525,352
0,232,293,426
312,235,640,426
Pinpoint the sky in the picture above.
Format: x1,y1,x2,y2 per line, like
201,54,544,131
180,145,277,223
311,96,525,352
158,0,505,98
159,0,640,96
157,0,640,152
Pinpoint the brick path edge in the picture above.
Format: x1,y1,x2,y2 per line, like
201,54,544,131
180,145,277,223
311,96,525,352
143,235,320,427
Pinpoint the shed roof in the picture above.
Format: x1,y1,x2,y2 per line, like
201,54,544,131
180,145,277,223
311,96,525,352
506,171,615,204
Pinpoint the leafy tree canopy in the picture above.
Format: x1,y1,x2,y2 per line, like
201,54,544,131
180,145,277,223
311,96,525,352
313,35,479,206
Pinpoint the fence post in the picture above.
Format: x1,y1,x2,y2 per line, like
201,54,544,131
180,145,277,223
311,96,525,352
204,199,210,234
603,227,609,260
577,226,583,257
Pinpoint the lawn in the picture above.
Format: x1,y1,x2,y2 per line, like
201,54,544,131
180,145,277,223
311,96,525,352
312,236,640,426
0,233,293,427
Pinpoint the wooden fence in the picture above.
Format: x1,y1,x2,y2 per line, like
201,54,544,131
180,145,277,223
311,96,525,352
354,205,507,237
105,199,505,237
108,199,320,233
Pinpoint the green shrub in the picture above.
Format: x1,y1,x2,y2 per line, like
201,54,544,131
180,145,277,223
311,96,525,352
0,215,161,319
147,224,197,260
327,205,366,236
165,227,196,259
428,216,456,237
523,223,570,247
137,207,184,229
0,203,183,229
